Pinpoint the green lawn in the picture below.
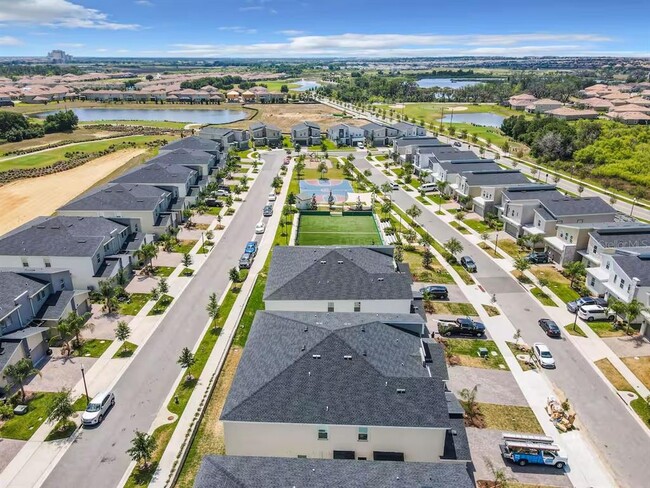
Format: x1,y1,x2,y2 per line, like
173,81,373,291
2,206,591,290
74,339,113,358
113,341,138,358
564,322,587,337
450,221,471,235
586,320,625,338
72,396,88,411
233,273,267,348
631,397,650,428
0,135,175,172
494,239,526,259
463,218,495,234
308,139,337,151
444,338,509,370
147,294,174,315
479,403,544,433
80,119,187,129
171,240,197,254
416,195,432,205
45,419,77,441
180,267,194,277
530,267,580,303
402,248,455,284
297,214,381,246
427,302,478,316
0,392,58,440
151,266,176,277
530,287,558,307
118,293,151,316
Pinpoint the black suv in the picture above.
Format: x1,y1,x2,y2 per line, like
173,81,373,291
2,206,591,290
460,256,477,272
527,251,549,264
438,317,486,337
419,285,449,300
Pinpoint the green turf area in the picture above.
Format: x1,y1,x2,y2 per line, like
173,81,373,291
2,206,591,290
297,214,381,246
74,338,113,358
0,392,58,440
80,119,188,129
147,294,174,315
118,293,151,316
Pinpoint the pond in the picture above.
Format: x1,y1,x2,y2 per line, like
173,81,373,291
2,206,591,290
293,80,320,91
35,108,250,124
417,78,487,89
441,112,505,128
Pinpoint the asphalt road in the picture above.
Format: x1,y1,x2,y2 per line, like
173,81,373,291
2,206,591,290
356,157,650,488
41,152,283,488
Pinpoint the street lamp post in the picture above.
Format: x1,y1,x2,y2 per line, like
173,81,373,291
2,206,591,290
81,363,89,405
572,309,579,333
630,197,638,218
494,231,500,254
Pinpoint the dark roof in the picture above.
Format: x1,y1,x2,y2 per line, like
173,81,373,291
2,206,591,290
502,185,562,201
590,225,650,248
112,162,197,185
438,160,500,174
35,290,76,321
199,127,233,139
0,216,127,257
362,122,390,131
1,326,49,341
431,148,483,162
462,170,530,186
264,246,412,301
195,456,475,488
221,311,450,428
611,254,650,286
149,148,214,167
292,121,320,130
60,184,170,212
250,121,280,131
534,207,555,221
0,341,21,370
160,136,218,153
393,137,441,147
541,196,616,217
393,121,424,131
0,272,48,318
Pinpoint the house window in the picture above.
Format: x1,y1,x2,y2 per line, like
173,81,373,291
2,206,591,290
614,275,618,283
358,427,368,441
354,302,361,312
590,277,596,287
327,302,334,312
21,257,28,267
297,455,307,459
569,235,574,243
606,262,610,270
628,284,631,292
96,254,101,264
537,220,541,227
620,279,625,290
593,245,597,254
44,258,51,268
317,427,328,440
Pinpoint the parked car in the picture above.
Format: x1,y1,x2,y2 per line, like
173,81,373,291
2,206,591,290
214,189,230,197
245,241,258,257
419,285,449,300
268,192,277,202
533,343,556,368
391,182,399,191
357,142,365,149
255,221,266,234
538,318,561,338
82,391,115,426
460,256,477,273
567,296,607,314
283,157,291,165
263,204,274,217
453,141,462,147
527,251,549,264
239,252,254,269
205,198,224,208
577,304,615,322
437,317,485,337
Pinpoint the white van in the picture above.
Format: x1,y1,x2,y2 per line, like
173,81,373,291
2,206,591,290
420,182,439,193
268,191,277,202
577,304,615,322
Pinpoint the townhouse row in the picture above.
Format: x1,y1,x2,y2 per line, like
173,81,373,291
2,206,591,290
195,245,474,487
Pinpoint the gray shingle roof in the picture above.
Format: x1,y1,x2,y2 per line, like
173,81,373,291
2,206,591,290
393,121,424,132
0,341,20,370
35,290,76,321
438,161,500,174
264,246,413,301
462,170,530,186
611,254,650,286
148,148,214,167
534,207,555,221
60,184,170,212
112,162,197,185
502,185,562,201
0,216,127,257
195,456,475,488
221,311,450,428
393,137,441,147
160,136,218,153
0,272,48,318
431,148,484,162
541,196,616,217
590,225,650,248
1,326,49,341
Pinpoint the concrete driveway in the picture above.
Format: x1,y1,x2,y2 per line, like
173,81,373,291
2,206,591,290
0,439,25,474
447,366,528,406
86,305,133,341
413,282,469,303
27,351,97,392
603,336,650,358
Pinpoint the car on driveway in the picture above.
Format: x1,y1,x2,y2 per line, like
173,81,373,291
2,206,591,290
245,241,258,257
453,141,462,147
578,304,616,322
527,251,549,264
533,343,556,368
419,285,449,300
263,204,274,217
460,256,477,272
538,318,561,338
239,252,253,269
437,317,485,337
82,391,115,427
214,189,230,197
567,296,607,313
255,221,266,234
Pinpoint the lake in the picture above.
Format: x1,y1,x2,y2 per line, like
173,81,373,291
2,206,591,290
441,112,505,128
417,78,486,89
36,108,250,124
293,80,320,91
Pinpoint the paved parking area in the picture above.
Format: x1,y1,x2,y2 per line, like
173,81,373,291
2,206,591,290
603,336,650,358
177,229,203,241
86,304,133,340
0,439,25,473
193,214,216,225
467,428,571,487
447,366,527,406
152,252,182,267
126,274,160,294
27,351,97,392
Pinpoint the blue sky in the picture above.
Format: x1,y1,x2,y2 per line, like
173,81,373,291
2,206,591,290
0,0,648,58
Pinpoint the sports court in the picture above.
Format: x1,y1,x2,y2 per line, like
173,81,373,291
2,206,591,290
297,213,382,246
299,179,353,203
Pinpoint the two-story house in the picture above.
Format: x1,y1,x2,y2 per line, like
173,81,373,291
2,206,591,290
361,122,401,147
249,122,282,147
500,186,564,237
263,246,414,313
454,170,531,215
425,147,488,183
157,136,220,156
220,311,469,463
0,216,141,290
393,121,427,137
392,137,442,164
291,121,322,146
327,123,365,147
58,183,175,237
199,127,250,150
148,148,217,178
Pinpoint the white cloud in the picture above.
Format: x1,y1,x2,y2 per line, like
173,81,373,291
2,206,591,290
0,36,22,45
239,6,263,11
135,0,153,5
56,42,84,48
277,30,306,36
0,0,140,30
172,32,613,58
218,26,258,34
96,48,108,52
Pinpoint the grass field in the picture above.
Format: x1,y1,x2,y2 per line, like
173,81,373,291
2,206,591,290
297,214,381,246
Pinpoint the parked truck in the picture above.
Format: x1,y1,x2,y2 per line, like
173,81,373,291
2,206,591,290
500,432,567,469
437,317,485,337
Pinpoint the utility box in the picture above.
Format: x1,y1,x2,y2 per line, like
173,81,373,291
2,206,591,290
478,347,489,358
14,405,28,415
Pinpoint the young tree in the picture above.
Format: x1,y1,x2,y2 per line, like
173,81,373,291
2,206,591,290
563,261,586,289
444,237,463,261
151,285,160,301
114,320,132,354
182,252,193,267
422,248,433,269
158,277,169,294
513,256,531,278
206,292,220,326
98,280,118,314
47,388,75,429
317,160,328,178
4,359,41,400
459,385,483,427
177,347,196,382
126,430,157,470
406,204,422,221
229,267,240,283
393,246,404,263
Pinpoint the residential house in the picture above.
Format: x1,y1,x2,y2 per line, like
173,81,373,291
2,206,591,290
264,246,414,314
157,136,219,155
606,111,650,125
291,121,322,146
508,94,538,110
392,121,427,137
221,310,470,462
454,170,531,216
546,107,599,120
392,137,442,163
579,97,614,112
422,146,486,181
0,328,50,391
500,186,571,237
362,122,401,147
250,122,282,147
327,123,365,147
199,127,250,150
58,183,175,237
0,216,141,290
148,148,217,177
525,99,563,114
195,457,474,488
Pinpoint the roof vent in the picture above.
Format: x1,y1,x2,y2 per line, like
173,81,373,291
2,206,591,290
304,326,308,332
396,388,406,394
363,350,367,356
385,381,388,386
361,325,365,332
308,371,311,377
312,354,321,359
377,277,384,282
320,260,327,264
337,260,343,264
301,345,305,351
343,355,352,360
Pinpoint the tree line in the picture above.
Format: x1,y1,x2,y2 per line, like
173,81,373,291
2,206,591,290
0,109,79,143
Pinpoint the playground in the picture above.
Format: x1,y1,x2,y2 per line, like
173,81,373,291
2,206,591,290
296,212,382,246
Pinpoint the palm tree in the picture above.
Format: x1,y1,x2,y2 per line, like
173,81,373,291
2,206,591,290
563,262,586,289
158,233,176,252
134,243,158,274
4,358,41,400
98,280,118,314
56,319,73,355
527,233,544,250
624,299,648,335
177,347,196,382
59,311,93,348
47,388,74,430
406,204,422,222
206,292,220,327
444,237,463,261
436,180,448,211
126,430,157,470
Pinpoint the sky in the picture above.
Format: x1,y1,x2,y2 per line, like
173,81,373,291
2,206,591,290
0,0,648,58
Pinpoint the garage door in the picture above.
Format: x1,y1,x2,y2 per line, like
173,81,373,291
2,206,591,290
373,451,404,462
333,450,355,460
29,339,48,365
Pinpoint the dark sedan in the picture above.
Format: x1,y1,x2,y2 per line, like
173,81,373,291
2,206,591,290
419,285,449,300
538,318,562,338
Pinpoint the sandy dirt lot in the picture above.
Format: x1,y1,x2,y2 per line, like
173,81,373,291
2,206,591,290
0,148,146,236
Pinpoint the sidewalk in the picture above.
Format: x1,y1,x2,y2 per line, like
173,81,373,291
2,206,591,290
143,157,293,488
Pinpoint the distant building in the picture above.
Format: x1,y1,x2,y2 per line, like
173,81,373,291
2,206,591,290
47,50,72,64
